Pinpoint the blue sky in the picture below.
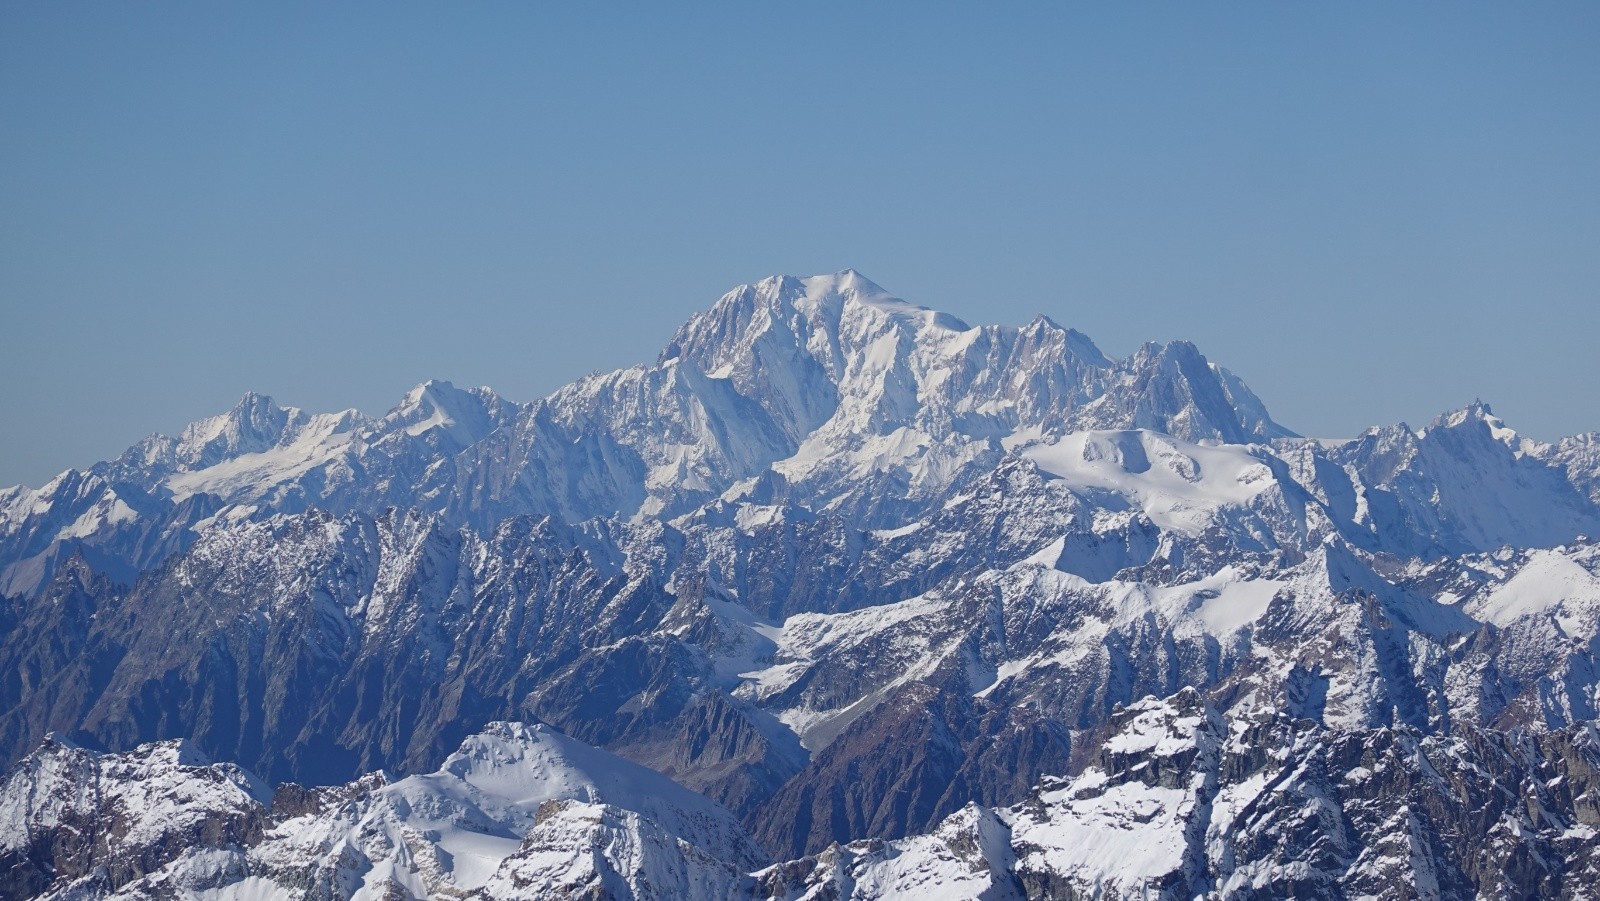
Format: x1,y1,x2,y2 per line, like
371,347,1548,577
2,3,1597,485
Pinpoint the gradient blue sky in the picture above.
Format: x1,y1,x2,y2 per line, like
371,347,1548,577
3,3,1597,486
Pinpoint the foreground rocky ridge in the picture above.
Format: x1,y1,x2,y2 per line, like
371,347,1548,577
761,690,1600,899
7,695,1600,899
2,723,766,900
3,272,1600,896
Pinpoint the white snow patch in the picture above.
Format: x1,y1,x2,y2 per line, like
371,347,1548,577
1469,549,1600,636
166,415,356,503
1025,430,1277,533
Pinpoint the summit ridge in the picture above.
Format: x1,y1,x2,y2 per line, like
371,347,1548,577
0,272,1294,595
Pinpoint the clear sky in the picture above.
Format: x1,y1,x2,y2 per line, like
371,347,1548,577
3,3,1597,486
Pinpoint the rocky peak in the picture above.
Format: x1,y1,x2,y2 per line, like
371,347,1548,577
1331,401,1600,555
0,734,267,899
174,392,304,468
1092,340,1295,444
383,378,510,450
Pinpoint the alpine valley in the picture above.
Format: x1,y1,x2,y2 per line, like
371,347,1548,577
4,272,1600,899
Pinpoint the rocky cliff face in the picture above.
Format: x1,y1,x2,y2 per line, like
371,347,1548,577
1,723,765,900
3,272,1600,898
761,690,1600,899
0,735,267,899
9,698,1598,899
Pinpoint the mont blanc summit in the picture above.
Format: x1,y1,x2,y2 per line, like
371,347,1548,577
3,274,1600,899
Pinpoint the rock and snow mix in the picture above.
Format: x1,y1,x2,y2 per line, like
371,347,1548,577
9,696,1600,899
3,273,1600,898
3,724,764,900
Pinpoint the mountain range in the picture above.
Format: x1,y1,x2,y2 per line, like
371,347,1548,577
3,272,1599,899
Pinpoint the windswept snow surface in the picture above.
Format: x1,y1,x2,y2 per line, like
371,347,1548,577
1467,546,1600,635
1024,430,1278,534
165,412,362,502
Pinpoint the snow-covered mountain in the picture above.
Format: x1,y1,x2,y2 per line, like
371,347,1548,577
8,700,1598,899
758,689,1600,898
3,272,1599,899
0,272,1298,599
2,723,765,900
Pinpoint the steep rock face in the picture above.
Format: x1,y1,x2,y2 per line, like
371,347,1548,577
761,690,1600,900
753,803,1022,900
751,682,1071,859
0,383,498,599
725,448,1600,749
1079,339,1286,445
0,736,267,899
1320,404,1600,557
8,276,1592,608
1017,692,1600,899
0,509,665,786
520,631,807,821
1006,690,1227,898
473,799,755,901
3,424,1599,858
0,470,220,599
0,558,117,766
4,423,1600,855
654,273,1290,527
4,723,767,901
1546,432,1600,506
1397,541,1600,730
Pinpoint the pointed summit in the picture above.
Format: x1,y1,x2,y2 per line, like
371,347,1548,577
174,392,301,467
386,379,506,448
797,270,971,331
1432,399,1498,427
1426,399,1522,447
1082,339,1296,443
829,267,884,294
